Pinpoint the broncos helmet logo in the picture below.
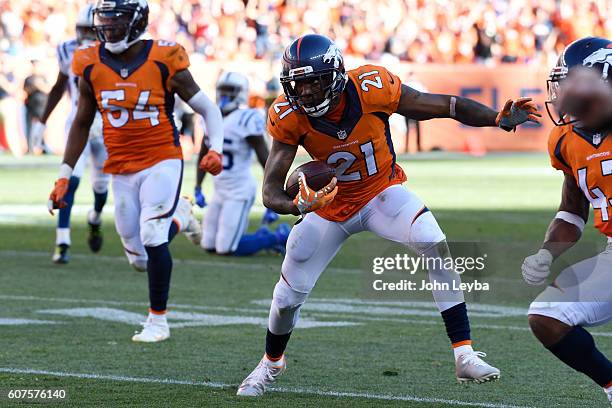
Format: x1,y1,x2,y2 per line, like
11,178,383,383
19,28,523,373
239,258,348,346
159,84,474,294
582,47,612,80
322,44,342,69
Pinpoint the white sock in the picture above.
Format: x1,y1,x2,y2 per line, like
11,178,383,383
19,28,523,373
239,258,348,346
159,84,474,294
56,228,71,246
453,344,474,361
88,209,102,225
605,383,612,395
264,354,285,366
148,311,167,323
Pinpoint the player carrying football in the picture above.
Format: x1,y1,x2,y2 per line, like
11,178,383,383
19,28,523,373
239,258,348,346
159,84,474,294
47,0,224,342
237,34,541,395
521,37,612,405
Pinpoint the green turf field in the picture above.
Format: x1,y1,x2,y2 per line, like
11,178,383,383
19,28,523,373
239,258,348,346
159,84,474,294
0,153,610,407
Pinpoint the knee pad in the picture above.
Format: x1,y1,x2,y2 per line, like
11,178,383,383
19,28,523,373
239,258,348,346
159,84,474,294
269,279,309,334
140,218,169,247
409,211,446,254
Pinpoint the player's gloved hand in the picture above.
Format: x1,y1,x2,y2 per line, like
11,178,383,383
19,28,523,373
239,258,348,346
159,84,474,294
194,186,206,208
292,172,338,215
496,97,542,131
199,150,223,175
262,208,279,224
521,248,554,286
48,178,70,215
30,121,46,149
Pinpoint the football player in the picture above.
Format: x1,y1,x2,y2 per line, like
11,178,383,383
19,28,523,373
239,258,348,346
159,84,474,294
237,34,541,396
47,0,223,342
522,37,612,405
196,71,289,256
32,5,110,264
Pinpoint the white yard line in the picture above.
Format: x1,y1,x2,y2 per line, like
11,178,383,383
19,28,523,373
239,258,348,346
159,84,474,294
0,367,531,408
1,294,611,337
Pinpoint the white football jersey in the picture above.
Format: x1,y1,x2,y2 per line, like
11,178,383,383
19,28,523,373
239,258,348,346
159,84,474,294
212,108,265,198
57,39,103,139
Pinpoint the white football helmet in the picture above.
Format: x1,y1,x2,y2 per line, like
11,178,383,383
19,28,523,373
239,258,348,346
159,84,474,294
76,4,96,45
216,72,249,115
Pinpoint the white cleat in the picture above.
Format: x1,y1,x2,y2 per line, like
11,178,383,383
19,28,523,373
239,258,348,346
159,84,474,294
236,355,286,396
131,315,170,343
455,351,500,384
606,388,612,405
176,196,201,246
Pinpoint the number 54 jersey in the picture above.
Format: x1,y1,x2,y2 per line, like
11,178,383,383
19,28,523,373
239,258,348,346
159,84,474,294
268,64,407,222
72,40,188,174
549,124,612,237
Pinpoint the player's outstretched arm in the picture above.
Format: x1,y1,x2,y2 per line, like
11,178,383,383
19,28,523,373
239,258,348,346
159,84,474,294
395,84,540,130
521,173,589,285
171,69,224,175
262,139,300,216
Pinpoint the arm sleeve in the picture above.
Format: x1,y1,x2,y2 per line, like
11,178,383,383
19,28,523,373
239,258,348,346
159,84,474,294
57,43,70,76
188,91,223,153
241,110,265,138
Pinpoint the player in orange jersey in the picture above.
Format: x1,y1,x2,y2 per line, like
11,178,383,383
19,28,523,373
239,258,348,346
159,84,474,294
47,0,224,343
522,37,612,404
237,34,541,396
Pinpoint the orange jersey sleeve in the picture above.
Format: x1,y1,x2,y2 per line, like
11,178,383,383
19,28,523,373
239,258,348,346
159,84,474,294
547,125,573,174
72,43,100,77
348,64,402,115
266,95,302,145
149,40,190,79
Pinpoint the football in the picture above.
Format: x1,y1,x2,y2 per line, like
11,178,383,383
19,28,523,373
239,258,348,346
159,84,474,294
285,161,336,197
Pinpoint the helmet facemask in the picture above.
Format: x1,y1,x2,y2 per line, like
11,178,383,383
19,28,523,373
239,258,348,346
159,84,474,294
545,65,576,126
216,84,245,115
94,2,147,54
281,68,346,117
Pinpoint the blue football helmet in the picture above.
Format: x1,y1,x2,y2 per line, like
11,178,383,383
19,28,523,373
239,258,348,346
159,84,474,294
546,36,612,126
94,0,149,54
280,34,347,117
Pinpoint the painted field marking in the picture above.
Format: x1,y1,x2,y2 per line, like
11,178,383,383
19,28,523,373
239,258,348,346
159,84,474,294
1,294,611,337
0,367,532,408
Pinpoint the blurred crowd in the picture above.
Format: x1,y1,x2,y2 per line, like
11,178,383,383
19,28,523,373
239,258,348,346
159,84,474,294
0,0,610,153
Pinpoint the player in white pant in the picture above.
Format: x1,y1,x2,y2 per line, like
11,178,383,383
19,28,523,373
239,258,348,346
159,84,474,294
32,5,111,263
197,72,288,255
237,34,540,396
521,37,612,404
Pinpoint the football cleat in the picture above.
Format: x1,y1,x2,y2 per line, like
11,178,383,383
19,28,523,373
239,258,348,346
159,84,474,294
52,244,70,264
87,210,103,253
131,315,170,343
175,196,202,246
273,223,291,255
606,388,612,405
455,351,500,384
236,355,286,396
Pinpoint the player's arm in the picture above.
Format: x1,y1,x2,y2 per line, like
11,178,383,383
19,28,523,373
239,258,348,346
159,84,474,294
39,71,69,124
542,173,590,257
521,173,589,285
395,85,540,130
170,69,224,175
262,139,300,215
194,138,208,207
48,77,96,213
246,135,269,168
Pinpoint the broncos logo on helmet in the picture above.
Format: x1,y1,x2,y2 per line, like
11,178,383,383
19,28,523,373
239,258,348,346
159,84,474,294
546,36,612,126
94,0,149,54
280,34,347,117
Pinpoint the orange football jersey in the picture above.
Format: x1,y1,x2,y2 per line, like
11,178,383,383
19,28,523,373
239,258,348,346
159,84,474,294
72,40,189,174
268,64,407,222
548,124,612,237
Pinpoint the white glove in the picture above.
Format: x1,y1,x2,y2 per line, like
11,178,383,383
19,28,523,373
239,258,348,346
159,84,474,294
30,121,46,148
521,249,554,286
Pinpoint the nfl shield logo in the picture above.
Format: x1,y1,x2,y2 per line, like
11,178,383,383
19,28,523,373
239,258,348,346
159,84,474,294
120,68,129,78
337,129,347,140
593,133,601,145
